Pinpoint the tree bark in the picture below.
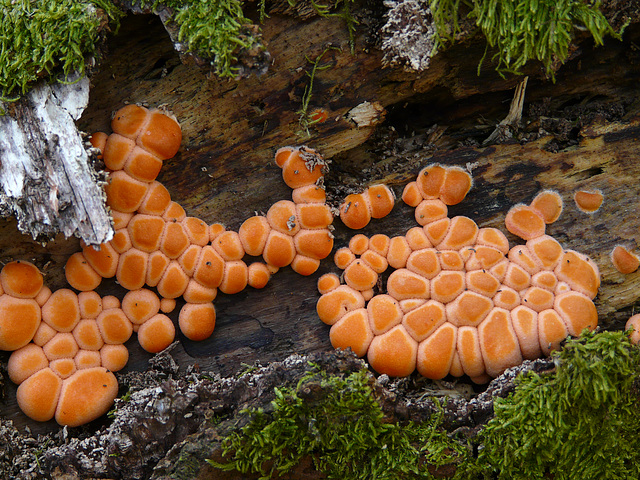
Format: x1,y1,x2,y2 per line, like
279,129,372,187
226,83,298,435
1,4,640,478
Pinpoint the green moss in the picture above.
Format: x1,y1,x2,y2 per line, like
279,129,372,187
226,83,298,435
429,0,624,78
2,0,262,100
209,332,640,479
3,0,356,100
0,0,123,102
475,330,640,479
208,366,470,479
140,0,262,78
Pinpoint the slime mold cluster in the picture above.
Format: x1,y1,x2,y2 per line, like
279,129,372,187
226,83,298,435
0,104,607,427
317,165,600,383
3,105,337,426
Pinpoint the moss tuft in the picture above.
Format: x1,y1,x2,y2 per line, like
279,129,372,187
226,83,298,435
208,365,470,479
476,330,640,479
141,0,263,78
0,0,123,102
429,0,624,79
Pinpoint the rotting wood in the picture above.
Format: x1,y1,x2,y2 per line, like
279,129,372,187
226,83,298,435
2,115,639,440
1,5,640,475
0,77,113,246
0,347,551,480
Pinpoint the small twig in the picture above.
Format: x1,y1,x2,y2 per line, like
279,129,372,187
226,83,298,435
483,76,528,145
297,45,340,137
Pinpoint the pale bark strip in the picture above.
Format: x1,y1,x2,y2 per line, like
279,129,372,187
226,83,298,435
0,76,112,246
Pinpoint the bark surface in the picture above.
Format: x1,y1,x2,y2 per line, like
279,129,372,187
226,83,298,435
0,4,639,478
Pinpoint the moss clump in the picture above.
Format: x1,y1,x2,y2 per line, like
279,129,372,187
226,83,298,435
148,0,357,77
430,0,624,78
209,331,640,479
1,0,263,100
476,330,640,479
140,0,262,77
208,366,470,479
0,0,123,101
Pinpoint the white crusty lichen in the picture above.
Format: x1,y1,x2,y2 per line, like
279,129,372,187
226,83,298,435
381,0,437,72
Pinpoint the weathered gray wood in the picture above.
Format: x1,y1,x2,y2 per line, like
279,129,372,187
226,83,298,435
0,77,113,246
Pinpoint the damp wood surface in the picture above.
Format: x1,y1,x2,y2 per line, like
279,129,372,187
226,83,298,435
2,12,640,437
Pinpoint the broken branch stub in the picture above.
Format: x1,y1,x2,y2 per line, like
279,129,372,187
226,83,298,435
0,76,112,246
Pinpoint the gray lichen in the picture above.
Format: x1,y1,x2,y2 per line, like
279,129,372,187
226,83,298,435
381,0,437,72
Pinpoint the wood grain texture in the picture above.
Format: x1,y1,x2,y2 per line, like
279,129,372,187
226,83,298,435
1,12,640,436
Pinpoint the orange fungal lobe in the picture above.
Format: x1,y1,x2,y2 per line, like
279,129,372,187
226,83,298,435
504,204,546,240
366,184,395,219
416,164,446,199
330,308,374,357
611,245,639,274
574,189,604,213
340,193,371,230
65,253,102,292
179,303,216,341
530,190,563,224
138,314,176,353
440,167,472,205
1,261,44,299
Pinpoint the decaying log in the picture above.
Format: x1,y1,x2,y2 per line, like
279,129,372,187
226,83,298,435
1,4,640,479
0,77,112,246
1,114,638,443
0,347,552,479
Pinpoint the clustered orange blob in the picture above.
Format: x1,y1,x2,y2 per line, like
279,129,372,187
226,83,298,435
66,105,224,342
504,189,563,240
239,146,333,276
66,108,336,345
2,261,130,426
339,184,396,230
317,165,602,382
2,105,340,426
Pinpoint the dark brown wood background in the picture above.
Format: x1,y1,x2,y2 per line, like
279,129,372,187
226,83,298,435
2,10,640,435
